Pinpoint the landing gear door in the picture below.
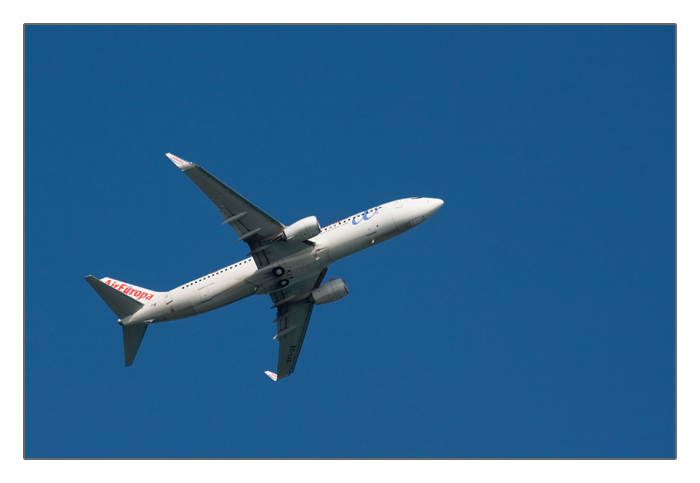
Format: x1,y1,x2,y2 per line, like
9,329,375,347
164,292,173,305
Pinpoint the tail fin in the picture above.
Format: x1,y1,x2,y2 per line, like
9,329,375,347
85,275,144,319
85,275,154,366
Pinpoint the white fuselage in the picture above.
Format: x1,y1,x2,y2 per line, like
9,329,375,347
122,197,443,326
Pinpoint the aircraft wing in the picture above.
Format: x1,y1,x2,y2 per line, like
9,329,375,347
266,269,327,381
167,153,311,267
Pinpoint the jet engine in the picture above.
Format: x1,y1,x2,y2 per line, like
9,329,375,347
310,278,349,305
282,216,321,242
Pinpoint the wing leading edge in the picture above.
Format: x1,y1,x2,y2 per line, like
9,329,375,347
166,153,310,267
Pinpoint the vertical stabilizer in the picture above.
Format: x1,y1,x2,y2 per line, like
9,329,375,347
85,275,144,319
85,275,151,366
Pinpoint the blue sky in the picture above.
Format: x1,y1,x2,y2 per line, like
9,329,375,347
24,25,675,458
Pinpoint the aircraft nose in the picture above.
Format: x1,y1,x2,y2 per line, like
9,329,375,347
426,198,444,216
407,198,444,228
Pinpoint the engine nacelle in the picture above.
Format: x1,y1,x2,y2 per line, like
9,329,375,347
310,278,349,305
282,216,321,242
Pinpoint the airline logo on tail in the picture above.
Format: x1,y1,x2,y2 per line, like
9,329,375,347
103,279,154,301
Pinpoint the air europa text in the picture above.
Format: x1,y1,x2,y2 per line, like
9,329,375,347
105,280,154,300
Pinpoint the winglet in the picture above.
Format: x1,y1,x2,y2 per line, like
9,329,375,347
166,153,194,170
264,371,278,382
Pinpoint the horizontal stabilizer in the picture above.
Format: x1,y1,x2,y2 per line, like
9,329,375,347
85,275,144,319
123,324,148,366
264,371,278,382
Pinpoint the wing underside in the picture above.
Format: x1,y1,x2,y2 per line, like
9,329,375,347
167,154,328,380
167,153,310,267
273,301,314,380
267,269,327,380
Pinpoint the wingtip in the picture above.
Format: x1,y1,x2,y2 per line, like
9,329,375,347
166,153,194,170
264,371,278,382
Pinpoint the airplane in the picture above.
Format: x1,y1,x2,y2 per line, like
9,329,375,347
86,153,443,381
